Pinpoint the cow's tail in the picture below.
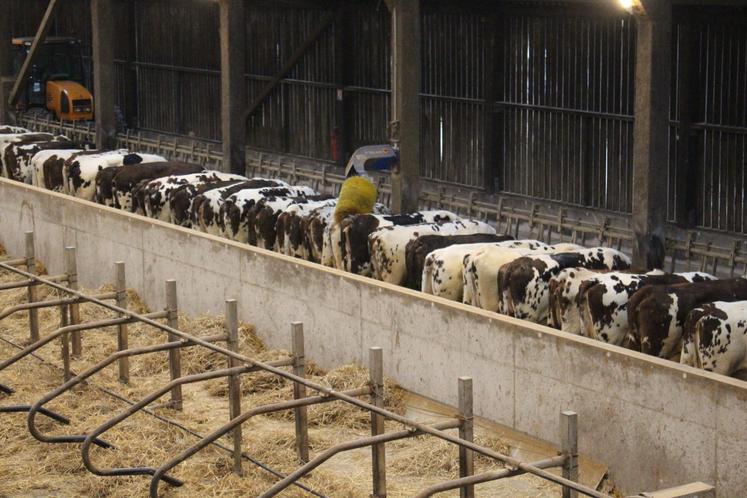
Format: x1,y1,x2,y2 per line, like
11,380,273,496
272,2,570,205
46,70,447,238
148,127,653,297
422,256,434,294
689,320,705,370
579,298,597,340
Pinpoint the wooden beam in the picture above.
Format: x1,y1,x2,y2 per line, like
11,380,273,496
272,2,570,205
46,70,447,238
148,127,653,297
92,0,117,149
220,0,247,175
243,10,336,123
8,0,62,108
631,0,672,270
389,0,422,214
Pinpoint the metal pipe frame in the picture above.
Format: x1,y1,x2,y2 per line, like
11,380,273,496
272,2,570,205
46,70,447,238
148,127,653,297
260,419,463,498
80,364,289,487
413,455,567,498
0,259,608,498
0,292,114,320
148,386,373,498
0,313,166,380
27,340,192,447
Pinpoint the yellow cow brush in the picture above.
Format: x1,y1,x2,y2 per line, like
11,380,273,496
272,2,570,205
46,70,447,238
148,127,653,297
334,176,378,224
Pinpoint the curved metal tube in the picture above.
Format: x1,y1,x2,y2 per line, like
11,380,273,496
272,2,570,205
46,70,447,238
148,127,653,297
0,296,78,321
81,365,253,487
148,386,371,498
260,420,461,498
27,340,189,447
1,404,70,424
412,455,566,498
0,314,163,374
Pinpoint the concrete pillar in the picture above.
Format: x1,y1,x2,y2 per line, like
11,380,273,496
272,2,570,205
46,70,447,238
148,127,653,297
220,0,247,175
630,0,672,271
91,0,117,149
388,0,421,214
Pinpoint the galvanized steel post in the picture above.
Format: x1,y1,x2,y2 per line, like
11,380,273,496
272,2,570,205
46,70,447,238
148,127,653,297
369,346,386,497
225,299,243,475
115,262,129,384
458,377,475,498
165,280,183,410
561,411,579,498
64,247,82,356
292,322,309,463
25,232,39,343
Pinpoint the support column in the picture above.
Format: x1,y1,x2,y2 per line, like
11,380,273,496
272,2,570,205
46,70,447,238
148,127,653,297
388,0,421,213
0,3,12,78
0,1,14,123
91,0,117,149
220,0,247,175
630,0,672,271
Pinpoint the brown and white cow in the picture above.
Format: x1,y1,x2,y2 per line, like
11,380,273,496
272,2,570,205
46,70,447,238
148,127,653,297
681,301,747,378
404,233,513,291
547,267,610,334
499,248,631,323
0,132,55,179
369,220,497,286
275,198,338,259
31,149,85,191
626,278,747,359
3,137,76,183
332,211,459,276
461,242,582,312
577,271,714,345
64,150,166,201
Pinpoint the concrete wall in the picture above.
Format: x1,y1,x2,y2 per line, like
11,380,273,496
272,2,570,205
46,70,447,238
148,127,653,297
1,178,745,496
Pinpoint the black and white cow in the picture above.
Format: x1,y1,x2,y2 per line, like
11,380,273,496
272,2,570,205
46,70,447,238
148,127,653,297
31,149,84,191
369,220,497,286
107,161,205,210
275,198,338,259
681,301,747,378
332,211,459,276
218,186,318,243
2,136,75,183
0,126,29,135
403,233,513,291
248,194,331,249
64,150,166,201
499,248,631,323
626,278,747,359
135,172,256,221
165,175,270,225
461,241,582,312
577,271,714,345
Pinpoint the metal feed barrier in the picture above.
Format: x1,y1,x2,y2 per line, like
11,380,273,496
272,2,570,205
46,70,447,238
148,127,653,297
0,231,602,498
18,113,747,280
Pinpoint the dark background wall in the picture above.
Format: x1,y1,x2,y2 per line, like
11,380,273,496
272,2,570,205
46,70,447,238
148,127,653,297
6,0,746,234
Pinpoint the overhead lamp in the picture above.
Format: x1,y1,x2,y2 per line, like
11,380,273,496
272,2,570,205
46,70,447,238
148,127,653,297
618,0,646,16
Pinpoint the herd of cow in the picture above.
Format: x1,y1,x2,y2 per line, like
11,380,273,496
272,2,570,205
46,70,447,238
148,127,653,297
2,126,746,380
